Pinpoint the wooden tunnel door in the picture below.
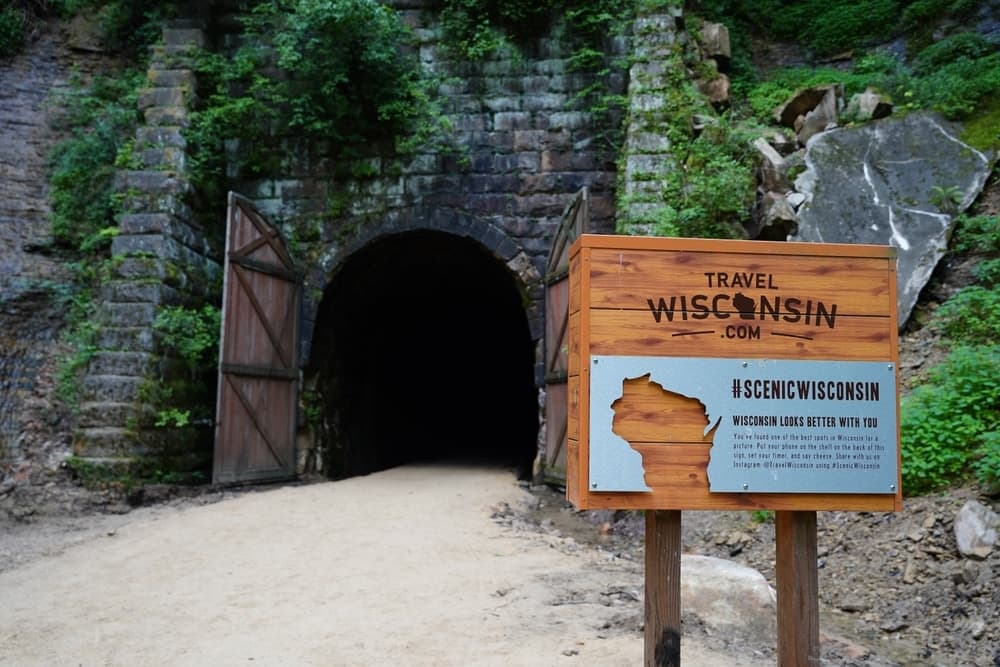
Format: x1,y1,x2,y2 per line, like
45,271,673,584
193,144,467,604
214,192,301,484
543,187,589,483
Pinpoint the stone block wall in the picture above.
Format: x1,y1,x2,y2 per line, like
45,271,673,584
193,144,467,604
0,27,111,495
69,3,692,475
212,0,627,369
74,21,219,467
618,8,683,233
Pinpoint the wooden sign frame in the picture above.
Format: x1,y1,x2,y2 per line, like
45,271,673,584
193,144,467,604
566,235,902,513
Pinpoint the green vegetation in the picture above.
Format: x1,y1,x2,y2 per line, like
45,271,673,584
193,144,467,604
702,3,1000,148
621,1,997,240
48,71,144,250
188,0,440,208
440,0,632,61
54,291,101,406
901,345,1000,494
0,4,29,58
700,0,976,57
616,15,757,240
744,64,882,124
435,0,633,162
634,117,757,239
48,70,144,404
934,286,1000,344
65,455,206,492
951,213,1000,254
899,213,1000,494
151,304,221,429
153,305,220,375
738,44,1000,135
45,1,216,470
1,0,172,58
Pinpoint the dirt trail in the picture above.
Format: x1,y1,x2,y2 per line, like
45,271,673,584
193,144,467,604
0,464,774,666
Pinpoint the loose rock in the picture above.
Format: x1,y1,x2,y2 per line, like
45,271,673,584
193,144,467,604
954,500,998,559
844,87,893,122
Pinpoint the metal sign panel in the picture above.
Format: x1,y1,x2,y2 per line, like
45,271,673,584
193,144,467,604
589,356,898,494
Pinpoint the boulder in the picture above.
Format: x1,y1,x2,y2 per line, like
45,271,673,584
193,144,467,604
768,130,798,156
954,500,998,559
790,112,993,326
698,73,731,107
753,137,789,192
774,85,840,128
844,87,893,121
795,85,840,145
699,22,731,65
680,555,776,643
750,191,798,240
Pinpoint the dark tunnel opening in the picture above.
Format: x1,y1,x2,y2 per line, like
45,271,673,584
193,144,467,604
308,230,539,479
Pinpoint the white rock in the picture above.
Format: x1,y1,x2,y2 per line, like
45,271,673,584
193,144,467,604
954,500,998,559
786,192,807,210
680,555,776,642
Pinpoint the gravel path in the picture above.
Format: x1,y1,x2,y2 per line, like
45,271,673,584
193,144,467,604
0,464,772,666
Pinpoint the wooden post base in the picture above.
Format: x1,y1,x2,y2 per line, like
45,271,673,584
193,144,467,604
645,510,682,667
776,510,820,667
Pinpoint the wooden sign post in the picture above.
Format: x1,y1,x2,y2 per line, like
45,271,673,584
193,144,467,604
566,235,901,666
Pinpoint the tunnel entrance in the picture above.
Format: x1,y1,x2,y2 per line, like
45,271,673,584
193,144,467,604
307,230,539,479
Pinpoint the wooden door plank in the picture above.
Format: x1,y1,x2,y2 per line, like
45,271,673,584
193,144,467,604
225,361,286,468
231,263,292,368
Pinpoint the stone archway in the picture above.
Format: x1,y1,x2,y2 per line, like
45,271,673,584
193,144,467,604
305,228,540,479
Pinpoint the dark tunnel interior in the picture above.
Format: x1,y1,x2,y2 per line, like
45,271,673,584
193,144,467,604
309,230,539,479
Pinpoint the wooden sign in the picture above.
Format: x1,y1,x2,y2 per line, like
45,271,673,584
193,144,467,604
566,235,902,512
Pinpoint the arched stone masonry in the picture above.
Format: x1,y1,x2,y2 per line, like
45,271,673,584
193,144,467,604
301,220,540,478
301,206,544,366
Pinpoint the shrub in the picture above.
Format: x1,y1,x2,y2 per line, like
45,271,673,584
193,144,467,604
152,304,222,428
48,71,144,250
951,214,1000,254
186,48,275,206
901,345,1000,494
441,0,631,61
668,123,757,238
974,430,1000,490
92,0,173,55
441,0,561,59
803,0,897,56
932,286,1000,345
973,258,1000,286
153,304,221,376
0,6,28,58
4,1,172,57
910,53,1000,119
902,0,978,33
188,0,439,207
704,0,898,56
249,0,430,151
912,32,994,75
745,66,879,124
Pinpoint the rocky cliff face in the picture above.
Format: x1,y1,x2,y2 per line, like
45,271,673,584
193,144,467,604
0,22,112,504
